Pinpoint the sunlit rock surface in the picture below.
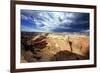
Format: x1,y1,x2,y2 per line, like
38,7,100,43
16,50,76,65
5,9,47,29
21,32,89,63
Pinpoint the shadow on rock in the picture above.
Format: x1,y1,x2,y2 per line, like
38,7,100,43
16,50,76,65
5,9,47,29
50,50,89,61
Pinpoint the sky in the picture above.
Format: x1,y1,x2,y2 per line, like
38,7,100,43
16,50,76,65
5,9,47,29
21,10,89,33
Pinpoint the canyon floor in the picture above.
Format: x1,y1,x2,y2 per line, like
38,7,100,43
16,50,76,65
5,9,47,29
21,32,89,63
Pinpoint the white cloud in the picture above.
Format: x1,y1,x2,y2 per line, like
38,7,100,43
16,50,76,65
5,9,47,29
21,10,89,32
31,11,76,31
21,25,40,32
21,14,29,20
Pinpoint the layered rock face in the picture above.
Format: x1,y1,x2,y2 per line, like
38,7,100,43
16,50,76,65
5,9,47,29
21,32,89,63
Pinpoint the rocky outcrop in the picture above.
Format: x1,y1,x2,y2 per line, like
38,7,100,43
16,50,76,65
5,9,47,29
21,32,89,62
